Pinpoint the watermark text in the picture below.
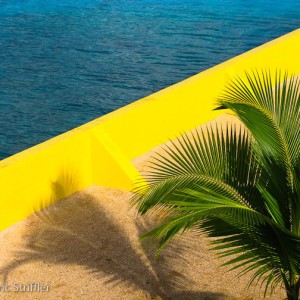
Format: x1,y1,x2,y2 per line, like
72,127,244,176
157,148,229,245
0,282,50,293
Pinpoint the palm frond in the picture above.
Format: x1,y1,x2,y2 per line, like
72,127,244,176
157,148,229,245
218,70,300,233
132,123,266,215
218,70,300,168
131,70,300,298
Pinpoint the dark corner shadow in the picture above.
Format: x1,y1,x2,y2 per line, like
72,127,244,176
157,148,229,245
0,170,227,300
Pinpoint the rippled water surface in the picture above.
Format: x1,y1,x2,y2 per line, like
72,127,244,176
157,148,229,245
0,0,299,159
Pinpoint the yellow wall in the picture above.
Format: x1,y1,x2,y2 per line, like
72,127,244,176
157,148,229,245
0,28,300,231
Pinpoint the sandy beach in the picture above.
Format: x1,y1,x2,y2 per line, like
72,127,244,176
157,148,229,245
0,114,286,300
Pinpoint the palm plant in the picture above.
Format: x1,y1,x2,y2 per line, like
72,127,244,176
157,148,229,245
131,71,300,299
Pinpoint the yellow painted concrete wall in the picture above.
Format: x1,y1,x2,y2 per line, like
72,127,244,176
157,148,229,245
0,28,300,231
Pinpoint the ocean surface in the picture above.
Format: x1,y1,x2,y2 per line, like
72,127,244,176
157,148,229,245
0,0,300,159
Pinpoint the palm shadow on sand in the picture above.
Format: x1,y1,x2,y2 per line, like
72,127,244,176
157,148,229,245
0,172,227,300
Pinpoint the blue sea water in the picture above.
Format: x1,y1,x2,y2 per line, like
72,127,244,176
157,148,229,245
0,0,299,159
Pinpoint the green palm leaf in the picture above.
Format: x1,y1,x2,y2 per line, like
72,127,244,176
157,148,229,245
131,70,300,299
